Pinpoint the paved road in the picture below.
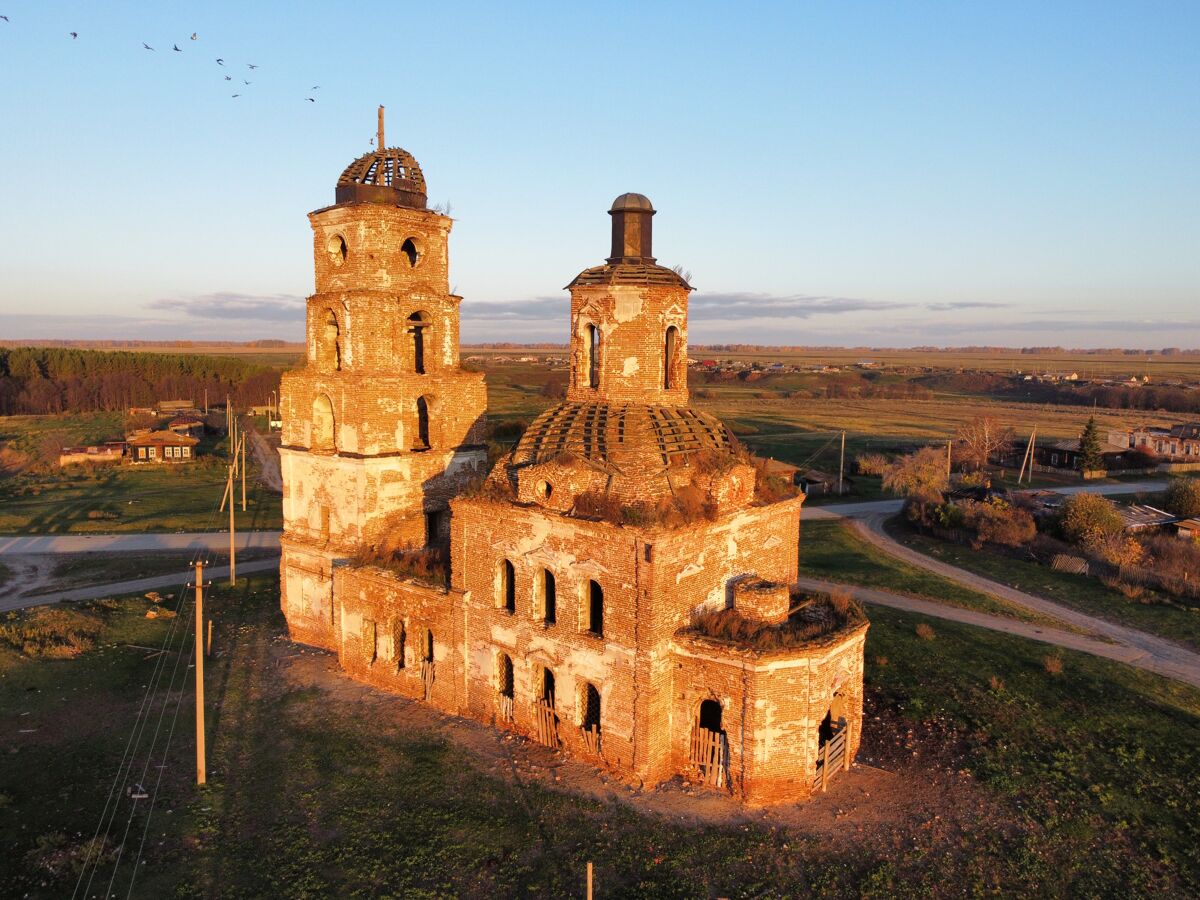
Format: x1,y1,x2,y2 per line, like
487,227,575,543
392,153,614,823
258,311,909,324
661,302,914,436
0,531,283,555
0,558,281,613
848,511,1200,689
801,479,1169,521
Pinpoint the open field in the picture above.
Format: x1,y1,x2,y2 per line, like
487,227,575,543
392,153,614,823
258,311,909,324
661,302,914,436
0,414,281,535
1,574,1198,896
887,519,1200,652
798,521,1064,627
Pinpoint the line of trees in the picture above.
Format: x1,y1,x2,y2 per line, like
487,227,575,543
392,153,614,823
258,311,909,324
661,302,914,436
920,373,1200,414
0,347,281,416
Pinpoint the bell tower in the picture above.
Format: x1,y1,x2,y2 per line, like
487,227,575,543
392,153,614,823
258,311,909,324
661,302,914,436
278,108,488,650
566,193,692,406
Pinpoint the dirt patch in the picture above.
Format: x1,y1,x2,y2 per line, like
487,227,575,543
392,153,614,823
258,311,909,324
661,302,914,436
272,635,1013,854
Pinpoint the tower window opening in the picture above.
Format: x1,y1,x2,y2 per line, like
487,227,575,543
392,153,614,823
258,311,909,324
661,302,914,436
497,653,514,698
424,629,434,663
540,569,556,625
541,667,556,708
587,580,603,637
408,312,428,374
395,622,406,670
401,237,421,268
319,309,341,371
665,326,680,390
311,394,335,452
500,559,516,613
586,323,600,389
424,509,443,547
415,396,430,449
327,233,348,266
699,699,723,733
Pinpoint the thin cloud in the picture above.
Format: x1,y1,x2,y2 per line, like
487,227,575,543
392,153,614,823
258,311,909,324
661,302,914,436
461,297,565,321
924,301,1010,311
148,292,306,322
689,292,910,321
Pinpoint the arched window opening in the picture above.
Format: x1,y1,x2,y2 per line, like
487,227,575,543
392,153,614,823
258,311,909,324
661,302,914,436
497,653,514,698
819,693,848,748
421,629,435,700
500,559,516,613
541,667,556,708
541,569,556,625
586,323,600,389
582,683,601,734
664,326,680,390
699,699,723,733
395,622,406,670
311,394,335,452
401,237,421,268
587,580,603,637
319,309,341,371
408,312,429,374
414,396,431,450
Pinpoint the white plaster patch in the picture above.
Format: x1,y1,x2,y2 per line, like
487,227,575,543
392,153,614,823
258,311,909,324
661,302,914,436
622,357,640,378
763,535,782,550
613,293,644,323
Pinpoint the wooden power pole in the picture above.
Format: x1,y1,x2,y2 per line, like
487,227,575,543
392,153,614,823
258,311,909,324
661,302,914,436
192,560,207,786
228,462,237,586
240,433,247,512
838,431,846,496
1018,427,1037,485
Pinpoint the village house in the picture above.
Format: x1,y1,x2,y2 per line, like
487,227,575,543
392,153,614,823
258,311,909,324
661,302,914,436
58,441,128,467
1126,423,1200,461
126,430,199,463
278,116,868,805
1032,437,1130,471
166,415,205,438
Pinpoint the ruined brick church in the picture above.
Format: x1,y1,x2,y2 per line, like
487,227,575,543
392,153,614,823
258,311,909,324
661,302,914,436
279,112,867,804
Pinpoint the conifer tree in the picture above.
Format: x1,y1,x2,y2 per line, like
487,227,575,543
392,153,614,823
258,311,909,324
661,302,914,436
1079,416,1104,472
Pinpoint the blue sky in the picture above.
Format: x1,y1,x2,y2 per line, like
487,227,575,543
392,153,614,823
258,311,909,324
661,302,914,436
0,1,1197,347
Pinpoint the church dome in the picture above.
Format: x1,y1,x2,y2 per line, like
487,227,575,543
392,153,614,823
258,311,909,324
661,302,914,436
609,192,655,213
335,146,428,208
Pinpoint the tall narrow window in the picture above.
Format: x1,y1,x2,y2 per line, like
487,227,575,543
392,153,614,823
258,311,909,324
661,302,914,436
664,326,679,389
425,629,434,663
395,622,406,670
500,559,516,613
586,323,600,389
541,569,556,625
498,653,514,698
408,312,428,374
320,309,341,371
542,667,556,707
424,509,442,547
311,394,335,451
588,580,603,637
582,683,601,734
415,396,430,449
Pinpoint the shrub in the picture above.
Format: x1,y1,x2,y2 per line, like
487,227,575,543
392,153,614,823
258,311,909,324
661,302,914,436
352,544,448,587
690,591,865,650
1043,655,1064,676
1141,534,1200,582
1086,532,1145,567
874,655,889,667
1100,575,1147,601
855,452,889,476
0,607,104,658
915,623,936,641
1164,477,1200,518
961,498,1036,548
883,447,949,498
1059,493,1124,547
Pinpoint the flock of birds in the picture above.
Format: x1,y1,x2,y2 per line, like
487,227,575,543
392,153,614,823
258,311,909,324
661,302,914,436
0,16,323,103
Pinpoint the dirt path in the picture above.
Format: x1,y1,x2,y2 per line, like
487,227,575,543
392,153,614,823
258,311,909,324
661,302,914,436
242,418,282,494
849,512,1200,689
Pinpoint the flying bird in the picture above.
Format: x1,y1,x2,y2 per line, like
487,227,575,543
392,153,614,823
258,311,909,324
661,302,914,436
247,63,257,69
0,15,9,22
143,42,155,50
190,32,197,40
173,43,182,51
69,31,77,39
224,75,231,80
306,97,315,102
232,94,240,98
311,85,320,90
243,79,251,85
215,58,224,65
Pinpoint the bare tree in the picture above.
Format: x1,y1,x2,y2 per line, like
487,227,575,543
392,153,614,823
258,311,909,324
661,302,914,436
955,416,1013,471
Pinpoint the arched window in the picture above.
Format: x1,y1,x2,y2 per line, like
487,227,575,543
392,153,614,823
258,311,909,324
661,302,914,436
587,580,603,637
540,569,556,625
414,396,430,449
664,326,680,390
581,682,601,734
408,312,429,374
500,559,516,613
424,629,434,663
497,653,514,699
401,237,420,268
585,323,600,389
311,394,335,451
319,309,341,371
394,621,406,670
699,699,723,733
541,667,556,707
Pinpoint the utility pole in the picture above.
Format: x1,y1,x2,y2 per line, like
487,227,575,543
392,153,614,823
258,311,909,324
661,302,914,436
1018,427,1036,485
228,463,236,586
192,560,207,786
838,431,846,496
240,432,247,512
946,439,952,483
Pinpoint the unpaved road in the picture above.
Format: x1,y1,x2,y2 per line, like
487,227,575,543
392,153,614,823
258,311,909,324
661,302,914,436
242,418,283,493
0,531,282,555
848,512,1200,689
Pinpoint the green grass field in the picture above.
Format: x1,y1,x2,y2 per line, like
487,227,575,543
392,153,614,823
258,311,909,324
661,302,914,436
2,575,1198,896
887,520,1200,651
798,520,1065,627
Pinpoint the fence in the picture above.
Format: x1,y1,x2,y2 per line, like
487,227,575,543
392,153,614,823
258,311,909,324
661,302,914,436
420,659,434,702
497,693,514,722
813,721,850,792
1051,553,1200,600
580,724,602,757
534,700,559,748
689,725,729,789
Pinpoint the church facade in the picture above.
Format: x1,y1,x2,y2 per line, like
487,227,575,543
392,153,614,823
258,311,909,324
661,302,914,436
279,115,867,805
